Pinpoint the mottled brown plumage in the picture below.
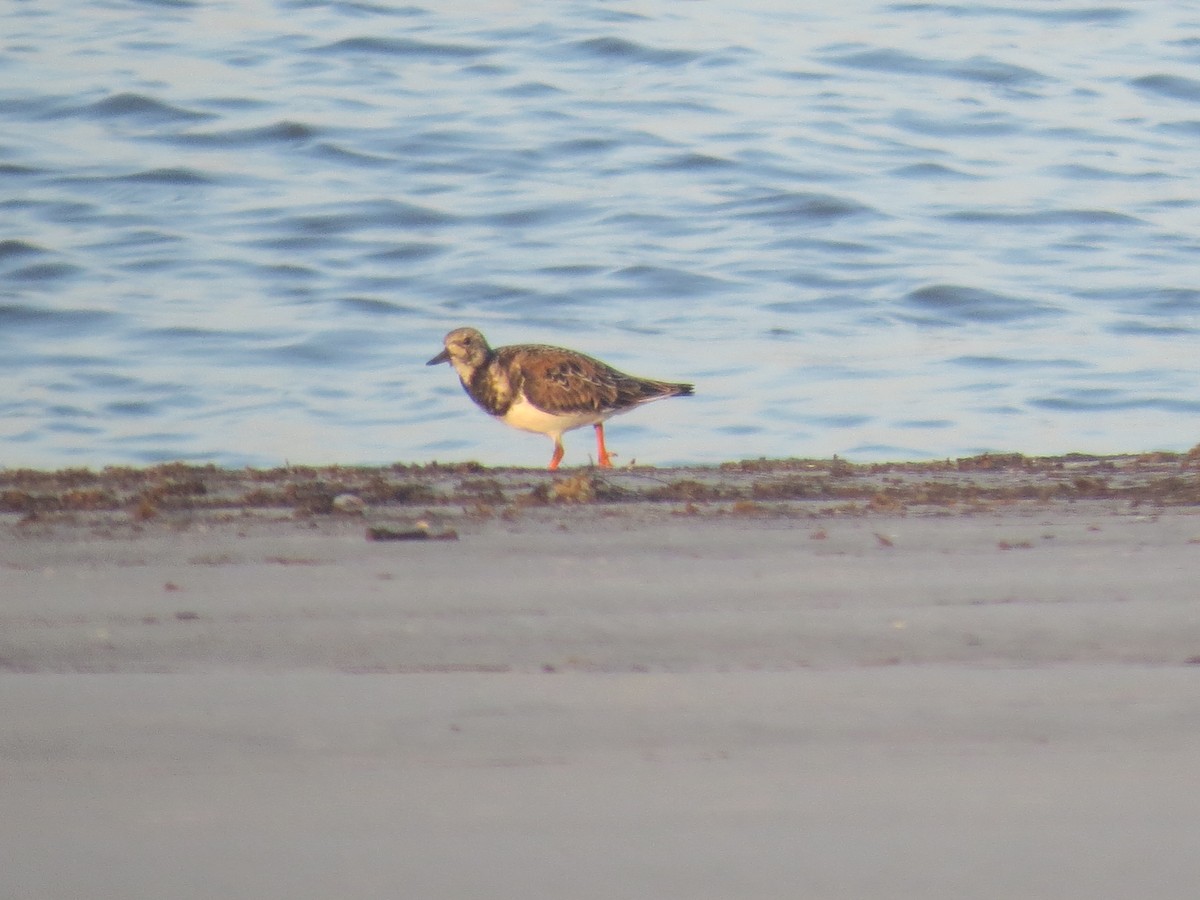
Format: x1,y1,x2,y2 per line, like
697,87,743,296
427,327,693,469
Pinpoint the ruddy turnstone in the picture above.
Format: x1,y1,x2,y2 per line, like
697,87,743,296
427,327,694,470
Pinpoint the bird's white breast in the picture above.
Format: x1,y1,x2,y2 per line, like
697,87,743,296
501,396,607,437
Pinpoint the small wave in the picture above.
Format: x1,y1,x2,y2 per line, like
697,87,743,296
4,198,99,225
89,229,185,255
849,443,940,459
267,329,392,367
767,237,876,257
571,36,699,67
168,120,321,148
59,167,217,187
824,47,933,75
614,265,729,298
500,81,563,97
537,264,606,277
1144,289,1200,314
902,284,1059,325
446,281,542,307
6,262,84,282
954,55,1047,85
75,92,212,123
812,414,874,429
891,109,1018,137
0,303,114,328
0,351,108,374
549,137,623,156
1030,392,1200,413
142,325,260,342
480,204,583,228
722,191,873,223
312,36,488,59
948,355,1087,370
0,239,48,262
45,404,96,421
765,295,870,315
890,162,977,179
1131,74,1200,102
1158,121,1200,136
0,163,44,177
777,69,833,83
827,48,1046,86
716,424,765,437
1044,164,1168,182
940,209,1142,226
652,152,734,171
420,437,475,452
124,166,216,185
1108,320,1196,336
290,1,426,17
338,296,421,316
311,142,396,167
270,199,459,235
889,4,1132,24
45,423,104,438
368,242,446,261
246,234,335,252
1080,287,1200,315
105,401,161,418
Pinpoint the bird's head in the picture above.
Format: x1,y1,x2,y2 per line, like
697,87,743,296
427,327,491,371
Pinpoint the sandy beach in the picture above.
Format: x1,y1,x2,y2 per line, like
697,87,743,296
3,453,1200,899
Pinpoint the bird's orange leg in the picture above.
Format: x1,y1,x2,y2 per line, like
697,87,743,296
594,423,613,468
548,438,565,471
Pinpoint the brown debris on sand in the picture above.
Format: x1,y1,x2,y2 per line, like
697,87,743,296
2,451,1198,528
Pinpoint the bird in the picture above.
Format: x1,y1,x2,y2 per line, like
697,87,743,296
427,327,694,470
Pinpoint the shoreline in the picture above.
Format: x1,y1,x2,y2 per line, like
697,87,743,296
4,449,1199,525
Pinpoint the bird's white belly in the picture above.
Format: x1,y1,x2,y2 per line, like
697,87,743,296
501,397,606,436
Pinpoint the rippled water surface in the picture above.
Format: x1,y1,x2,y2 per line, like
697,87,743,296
3,0,1199,468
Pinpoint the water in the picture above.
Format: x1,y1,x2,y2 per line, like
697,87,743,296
2,0,1199,470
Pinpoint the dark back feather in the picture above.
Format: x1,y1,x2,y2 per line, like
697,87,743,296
498,344,691,415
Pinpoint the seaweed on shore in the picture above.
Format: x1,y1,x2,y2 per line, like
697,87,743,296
1,452,1197,519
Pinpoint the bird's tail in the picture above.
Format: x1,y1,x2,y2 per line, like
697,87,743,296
639,380,694,403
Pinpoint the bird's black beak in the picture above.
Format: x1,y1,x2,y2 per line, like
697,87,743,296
426,349,450,366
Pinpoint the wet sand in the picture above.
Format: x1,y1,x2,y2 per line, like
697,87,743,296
3,454,1200,899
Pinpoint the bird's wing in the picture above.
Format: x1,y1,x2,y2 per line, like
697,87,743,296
501,345,622,414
